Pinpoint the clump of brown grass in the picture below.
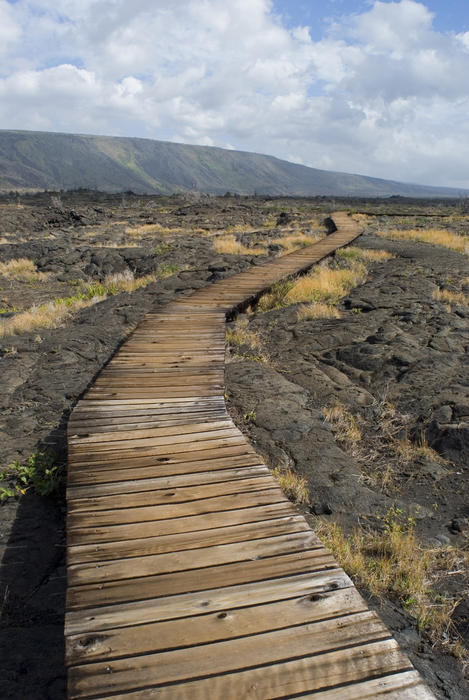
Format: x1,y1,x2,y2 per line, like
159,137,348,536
394,435,448,464
323,397,447,492
432,288,468,307
323,403,362,446
221,224,254,235
314,513,469,658
285,262,368,305
0,297,100,337
257,280,294,312
93,241,140,249
0,268,177,337
126,223,206,238
297,303,342,320
272,231,320,254
226,318,263,350
0,258,49,281
336,247,395,262
226,318,268,363
351,213,373,225
272,467,309,504
125,223,173,237
213,235,266,256
378,228,466,254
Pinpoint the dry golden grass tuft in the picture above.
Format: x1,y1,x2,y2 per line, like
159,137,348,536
226,319,263,351
351,212,372,225
297,303,342,320
0,268,177,337
257,280,294,312
226,318,268,363
337,246,395,262
285,262,368,305
314,513,469,658
395,435,449,464
272,231,320,254
378,227,467,254
93,241,140,249
213,234,266,256
432,288,468,307
323,403,362,446
323,398,447,492
126,223,206,238
0,297,100,338
221,224,255,235
0,258,49,281
272,467,309,504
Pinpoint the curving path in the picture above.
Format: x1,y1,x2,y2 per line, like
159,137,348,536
65,212,434,698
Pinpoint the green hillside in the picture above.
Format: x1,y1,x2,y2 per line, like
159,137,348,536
0,129,465,197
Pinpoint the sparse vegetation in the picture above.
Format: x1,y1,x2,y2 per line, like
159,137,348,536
257,280,294,311
0,450,61,500
226,319,263,350
272,230,320,253
285,262,368,305
226,317,268,363
0,296,100,337
297,303,342,320
272,467,309,504
0,267,180,337
314,511,468,659
126,223,206,237
323,403,362,446
378,227,467,254
257,248,392,316
336,246,395,262
323,397,448,492
213,234,266,256
432,287,468,307
0,258,49,281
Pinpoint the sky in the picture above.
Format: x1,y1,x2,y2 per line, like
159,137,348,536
1,0,469,187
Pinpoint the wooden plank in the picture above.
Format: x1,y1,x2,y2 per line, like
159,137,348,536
67,464,269,498
67,487,289,529
67,475,276,512
68,435,249,464
67,514,309,563
68,420,234,445
67,502,295,546
67,452,264,486
308,671,435,698
66,566,350,631
68,611,391,697
69,639,412,699
68,531,321,585
66,550,340,612
66,586,368,664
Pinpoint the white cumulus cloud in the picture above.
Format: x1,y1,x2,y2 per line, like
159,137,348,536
1,0,469,187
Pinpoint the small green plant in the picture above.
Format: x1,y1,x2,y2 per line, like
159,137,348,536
158,263,180,277
153,242,174,255
0,450,61,500
243,409,256,423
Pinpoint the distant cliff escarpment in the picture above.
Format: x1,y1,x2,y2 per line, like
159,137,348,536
0,129,465,197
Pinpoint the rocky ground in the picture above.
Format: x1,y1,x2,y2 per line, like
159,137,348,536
0,192,468,698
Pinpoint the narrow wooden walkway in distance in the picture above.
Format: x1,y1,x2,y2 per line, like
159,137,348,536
65,212,434,698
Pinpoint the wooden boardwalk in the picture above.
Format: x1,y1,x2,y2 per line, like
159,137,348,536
65,213,434,698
